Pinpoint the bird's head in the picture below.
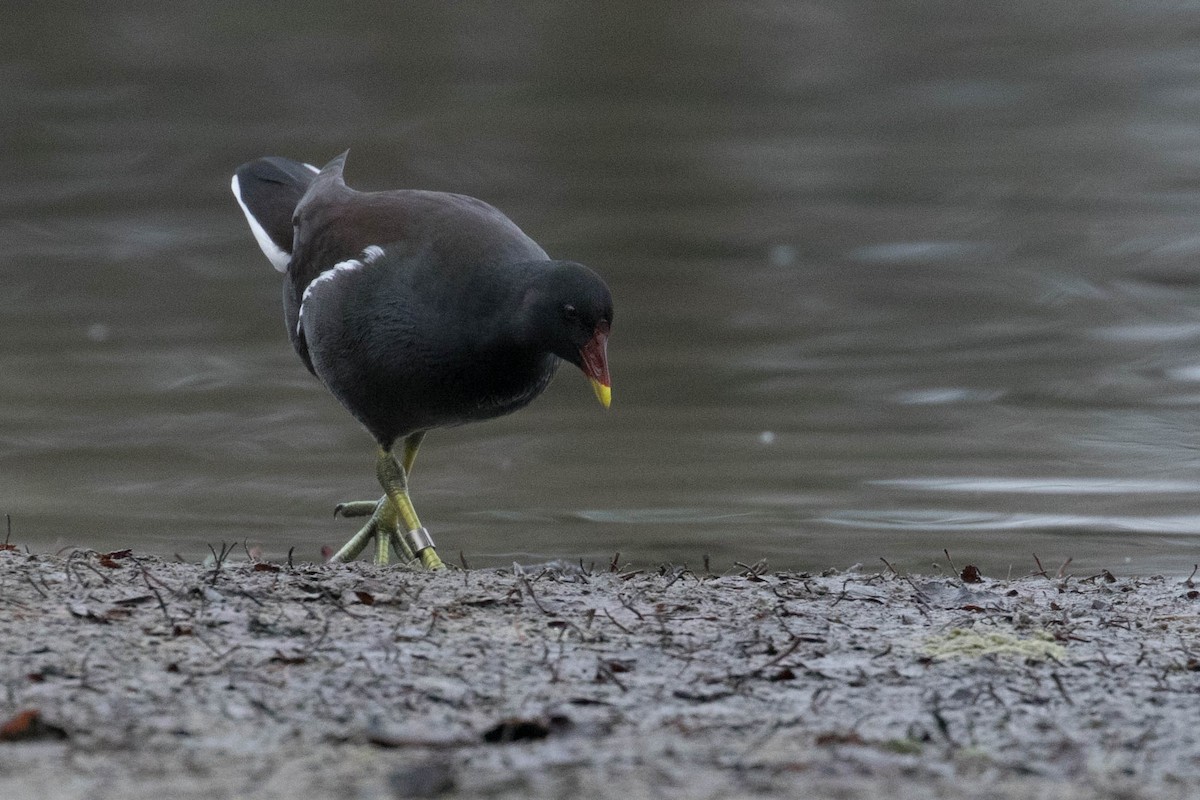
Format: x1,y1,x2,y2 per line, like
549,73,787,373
522,261,614,408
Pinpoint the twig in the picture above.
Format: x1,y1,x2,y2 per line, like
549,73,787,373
595,659,628,692
943,549,963,584
735,560,769,579
741,635,804,680
617,593,645,620
602,607,632,633
78,559,114,585
23,573,48,599
521,576,556,616
663,566,693,590
207,542,235,585
138,560,181,596
139,564,173,625
1055,557,1073,581
929,692,955,745
1050,671,1074,706
551,619,588,642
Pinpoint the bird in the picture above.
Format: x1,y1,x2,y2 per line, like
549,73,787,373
230,152,613,569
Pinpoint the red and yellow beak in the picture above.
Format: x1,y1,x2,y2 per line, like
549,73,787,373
579,322,612,409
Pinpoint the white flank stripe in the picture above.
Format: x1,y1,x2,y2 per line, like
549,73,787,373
304,163,319,173
301,258,364,305
231,174,291,272
297,248,381,335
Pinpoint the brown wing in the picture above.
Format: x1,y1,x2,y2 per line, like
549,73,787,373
284,152,547,372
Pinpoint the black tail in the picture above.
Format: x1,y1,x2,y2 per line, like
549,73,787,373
231,157,319,272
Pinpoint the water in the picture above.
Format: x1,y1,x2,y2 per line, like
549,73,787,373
5,2,1200,574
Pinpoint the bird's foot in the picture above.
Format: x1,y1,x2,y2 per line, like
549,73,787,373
327,496,413,564
328,496,444,569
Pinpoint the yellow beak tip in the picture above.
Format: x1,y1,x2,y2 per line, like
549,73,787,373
590,379,612,409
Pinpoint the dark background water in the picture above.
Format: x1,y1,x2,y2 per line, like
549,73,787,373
5,1,1200,574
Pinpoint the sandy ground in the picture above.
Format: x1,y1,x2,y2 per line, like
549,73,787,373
2,547,1200,799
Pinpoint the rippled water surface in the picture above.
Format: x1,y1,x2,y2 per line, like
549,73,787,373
6,2,1200,574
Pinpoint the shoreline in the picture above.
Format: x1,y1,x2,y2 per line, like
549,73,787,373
3,548,1199,799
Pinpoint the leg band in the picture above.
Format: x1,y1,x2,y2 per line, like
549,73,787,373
404,526,435,553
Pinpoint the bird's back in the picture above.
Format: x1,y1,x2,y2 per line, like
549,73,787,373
234,154,546,367
232,153,558,444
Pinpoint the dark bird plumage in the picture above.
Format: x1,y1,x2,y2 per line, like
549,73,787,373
231,152,613,567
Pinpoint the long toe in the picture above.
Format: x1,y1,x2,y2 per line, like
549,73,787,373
334,499,384,518
419,546,445,570
327,515,378,563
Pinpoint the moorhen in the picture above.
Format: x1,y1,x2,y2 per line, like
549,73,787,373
231,152,613,569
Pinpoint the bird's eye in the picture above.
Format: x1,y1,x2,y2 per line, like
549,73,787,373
562,304,578,321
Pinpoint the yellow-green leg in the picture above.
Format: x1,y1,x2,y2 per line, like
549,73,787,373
376,434,444,570
328,432,443,569
400,431,423,474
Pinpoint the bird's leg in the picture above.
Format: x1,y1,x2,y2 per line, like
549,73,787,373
377,435,444,570
382,431,426,563
401,430,425,474
327,496,416,564
329,433,435,566
332,433,425,519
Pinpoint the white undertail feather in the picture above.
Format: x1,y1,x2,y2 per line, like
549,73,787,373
231,174,290,272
